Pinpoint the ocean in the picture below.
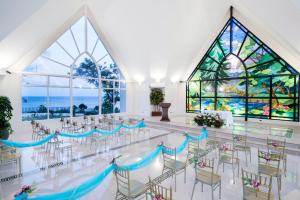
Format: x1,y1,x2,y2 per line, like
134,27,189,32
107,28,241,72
22,96,99,111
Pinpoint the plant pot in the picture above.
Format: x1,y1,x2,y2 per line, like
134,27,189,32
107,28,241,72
0,128,9,140
151,111,162,116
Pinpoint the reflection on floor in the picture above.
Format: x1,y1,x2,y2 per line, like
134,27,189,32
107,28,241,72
1,120,300,200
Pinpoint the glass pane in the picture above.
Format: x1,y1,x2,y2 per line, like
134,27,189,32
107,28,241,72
190,69,201,81
22,75,47,86
201,81,215,97
101,80,114,89
73,54,98,78
102,89,113,114
218,24,230,55
216,98,245,115
101,64,120,79
87,19,99,53
232,22,247,55
73,77,98,89
248,98,269,117
120,80,126,89
272,76,295,98
24,56,70,76
271,99,294,118
92,40,108,62
199,57,219,71
208,42,224,63
200,70,216,80
71,16,85,53
219,55,246,78
239,34,260,60
201,98,214,111
245,47,274,68
188,81,200,98
42,42,73,66
114,90,120,113
187,98,200,111
49,77,69,87
248,77,270,98
73,88,99,116
49,88,70,119
120,89,126,112
217,79,246,97
247,61,289,76
57,29,79,58
22,87,48,121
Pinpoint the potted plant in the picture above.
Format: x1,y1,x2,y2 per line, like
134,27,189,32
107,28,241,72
150,88,164,116
0,96,13,139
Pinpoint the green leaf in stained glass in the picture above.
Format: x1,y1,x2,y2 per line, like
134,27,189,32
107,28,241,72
245,47,274,68
199,57,219,71
200,70,216,80
208,42,224,63
188,81,200,98
248,61,290,76
239,34,260,60
191,69,201,81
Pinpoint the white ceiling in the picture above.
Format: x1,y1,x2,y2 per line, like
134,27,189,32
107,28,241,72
0,0,299,81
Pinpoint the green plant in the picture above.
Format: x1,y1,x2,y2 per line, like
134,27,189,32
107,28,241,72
150,88,164,112
0,96,13,133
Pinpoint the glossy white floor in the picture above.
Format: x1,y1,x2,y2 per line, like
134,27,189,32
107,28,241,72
1,122,300,199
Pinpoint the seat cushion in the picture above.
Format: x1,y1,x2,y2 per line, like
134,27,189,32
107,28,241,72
119,179,147,198
244,187,274,200
164,159,186,171
196,170,221,185
258,164,281,177
219,154,239,164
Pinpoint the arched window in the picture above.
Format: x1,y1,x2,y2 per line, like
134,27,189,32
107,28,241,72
22,16,126,121
187,17,299,121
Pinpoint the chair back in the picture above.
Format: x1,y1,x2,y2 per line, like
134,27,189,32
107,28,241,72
162,147,177,168
219,143,235,158
267,138,286,154
148,177,172,200
233,134,247,147
114,169,131,196
258,149,282,175
242,168,272,200
195,158,215,184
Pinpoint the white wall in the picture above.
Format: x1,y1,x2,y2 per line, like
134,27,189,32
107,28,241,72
127,81,186,117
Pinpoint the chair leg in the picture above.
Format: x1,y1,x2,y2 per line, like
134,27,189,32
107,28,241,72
211,185,214,200
277,176,281,200
249,150,252,163
201,183,203,192
222,162,225,172
184,168,187,183
232,164,235,184
245,151,248,166
175,173,177,192
191,181,197,200
219,181,221,199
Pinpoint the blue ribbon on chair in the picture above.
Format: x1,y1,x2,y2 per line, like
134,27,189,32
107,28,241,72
121,121,146,129
187,128,208,141
114,146,163,171
94,124,122,135
13,128,209,199
0,134,54,148
59,130,95,138
26,165,115,200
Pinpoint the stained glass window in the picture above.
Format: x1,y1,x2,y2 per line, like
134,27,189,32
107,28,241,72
186,17,299,121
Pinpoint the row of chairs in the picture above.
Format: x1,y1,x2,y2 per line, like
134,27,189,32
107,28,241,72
31,121,73,160
113,132,287,200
